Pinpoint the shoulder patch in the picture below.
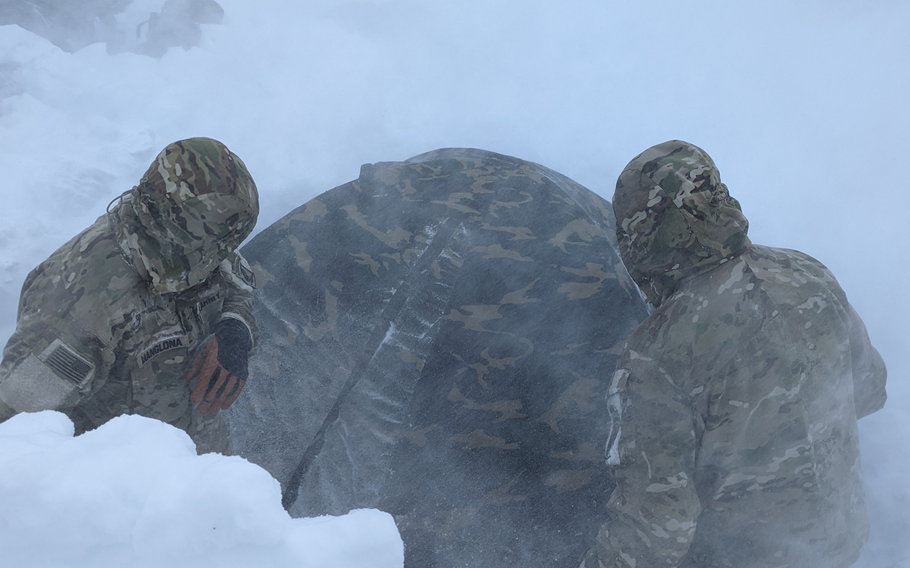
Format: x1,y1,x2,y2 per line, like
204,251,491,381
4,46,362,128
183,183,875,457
138,335,188,367
39,339,95,388
233,254,256,288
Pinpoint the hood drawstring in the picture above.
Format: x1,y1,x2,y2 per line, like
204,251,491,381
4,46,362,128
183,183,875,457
106,189,134,267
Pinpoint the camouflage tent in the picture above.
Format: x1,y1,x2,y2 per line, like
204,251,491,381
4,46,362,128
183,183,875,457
226,148,649,566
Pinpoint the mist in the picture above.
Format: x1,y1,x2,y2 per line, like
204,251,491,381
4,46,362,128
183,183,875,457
1,1,907,565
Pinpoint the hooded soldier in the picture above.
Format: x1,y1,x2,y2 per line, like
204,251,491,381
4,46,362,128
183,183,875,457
0,137,259,454
582,141,887,568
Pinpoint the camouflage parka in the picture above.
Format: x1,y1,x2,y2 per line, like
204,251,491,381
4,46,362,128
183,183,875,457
583,141,887,568
0,138,259,454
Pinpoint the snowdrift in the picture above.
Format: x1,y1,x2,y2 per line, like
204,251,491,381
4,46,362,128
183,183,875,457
0,410,403,568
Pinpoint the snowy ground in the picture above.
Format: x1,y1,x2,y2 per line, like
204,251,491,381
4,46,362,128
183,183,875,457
0,411,403,568
1,1,908,566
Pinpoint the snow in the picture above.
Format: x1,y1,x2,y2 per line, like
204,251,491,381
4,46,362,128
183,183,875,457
0,411,403,568
1,1,908,566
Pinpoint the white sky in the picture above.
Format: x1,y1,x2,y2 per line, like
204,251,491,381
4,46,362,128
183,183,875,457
1,1,907,565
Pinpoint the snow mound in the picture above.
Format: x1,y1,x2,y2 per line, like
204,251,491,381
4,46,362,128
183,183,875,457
0,411,403,568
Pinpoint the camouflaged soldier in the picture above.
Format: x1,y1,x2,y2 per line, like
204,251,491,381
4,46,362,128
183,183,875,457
582,140,887,568
0,137,259,454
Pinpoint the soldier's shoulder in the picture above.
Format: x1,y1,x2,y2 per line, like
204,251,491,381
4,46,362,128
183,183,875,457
734,244,855,326
216,250,256,291
22,216,141,314
746,245,832,276
745,245,843,294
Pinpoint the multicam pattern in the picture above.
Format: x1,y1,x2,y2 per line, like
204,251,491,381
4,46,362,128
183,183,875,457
0,139,259,454
226,148,649,566
583,141,887,568
117,137,259,294
613,140,750,308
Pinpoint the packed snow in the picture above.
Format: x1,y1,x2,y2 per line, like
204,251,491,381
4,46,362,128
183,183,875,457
1,1,908,566
0,411,403,568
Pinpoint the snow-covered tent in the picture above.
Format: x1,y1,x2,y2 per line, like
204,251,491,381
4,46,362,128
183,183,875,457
227,148,649,566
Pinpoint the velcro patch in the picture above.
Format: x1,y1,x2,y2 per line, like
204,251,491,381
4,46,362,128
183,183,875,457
138,335,187,367
234,255,256,288
39,339,95,388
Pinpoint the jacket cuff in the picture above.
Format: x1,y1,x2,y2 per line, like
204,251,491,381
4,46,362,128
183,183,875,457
217,312,255,349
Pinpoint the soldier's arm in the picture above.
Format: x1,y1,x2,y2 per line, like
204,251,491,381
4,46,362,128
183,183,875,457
584,354,701,568
0,263,110,418
183,251,259,415
0,322,102,417
217,250,259,353
843,302,887,418
789,250,887,418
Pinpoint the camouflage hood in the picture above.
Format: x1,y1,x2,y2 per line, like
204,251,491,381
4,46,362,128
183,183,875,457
613,140,751,306
111,137,259,294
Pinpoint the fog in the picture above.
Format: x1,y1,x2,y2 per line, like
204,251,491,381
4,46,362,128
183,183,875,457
1,1,907,565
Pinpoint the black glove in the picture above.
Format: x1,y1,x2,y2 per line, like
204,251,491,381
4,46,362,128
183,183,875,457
185,319,252,415
211,318,252,379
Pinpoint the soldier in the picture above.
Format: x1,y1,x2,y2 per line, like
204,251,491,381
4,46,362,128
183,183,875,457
582,140,887,568
0,137,259,455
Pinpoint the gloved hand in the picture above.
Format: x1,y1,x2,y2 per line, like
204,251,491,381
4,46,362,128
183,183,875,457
185,319,252,415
